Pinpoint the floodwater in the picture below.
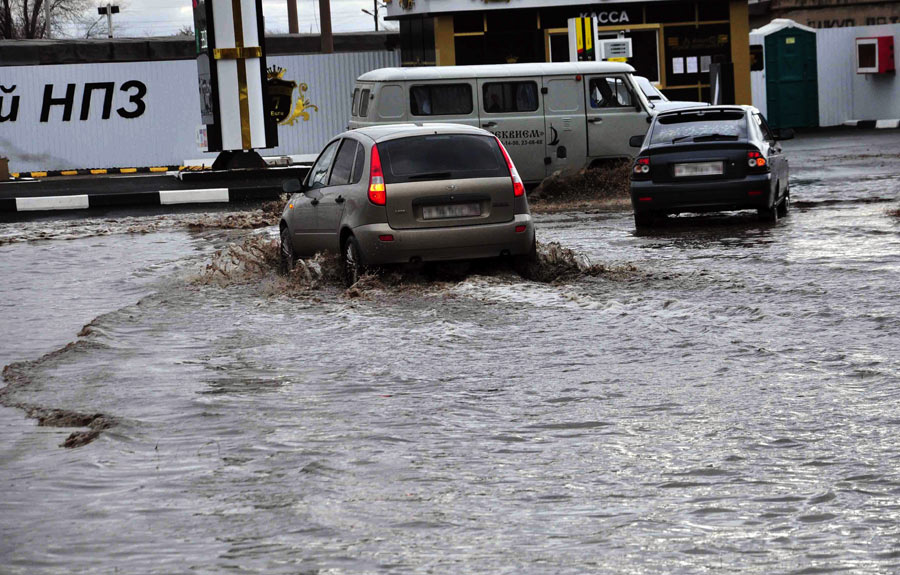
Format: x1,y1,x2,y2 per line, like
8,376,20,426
1,130,899,574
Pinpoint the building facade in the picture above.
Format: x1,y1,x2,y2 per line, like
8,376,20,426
386,0,752,104
749,0,900,30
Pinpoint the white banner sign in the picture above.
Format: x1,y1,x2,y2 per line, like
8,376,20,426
0,51,399,172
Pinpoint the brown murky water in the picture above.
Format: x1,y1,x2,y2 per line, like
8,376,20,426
1,131,899,574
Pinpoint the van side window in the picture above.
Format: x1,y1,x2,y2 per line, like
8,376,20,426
377,85,404,119
589,77,634,109
351,89,360,117
410,84,473,116
483,82,539,113
359,89,371,117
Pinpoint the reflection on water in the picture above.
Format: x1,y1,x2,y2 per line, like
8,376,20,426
1,134,899,574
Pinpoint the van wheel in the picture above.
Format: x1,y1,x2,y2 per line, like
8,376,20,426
634,211,654,230
279,226,296,275
342,235,364,287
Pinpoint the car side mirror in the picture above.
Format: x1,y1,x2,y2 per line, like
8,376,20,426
283,179,303,194
775,128,795,141
629,135,644,148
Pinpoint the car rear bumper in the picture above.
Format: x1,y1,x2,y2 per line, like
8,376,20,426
354,214,535,265
631,173,773,214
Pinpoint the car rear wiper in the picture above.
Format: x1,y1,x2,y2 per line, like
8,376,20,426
407,172,453,180
671,135,694,143
692,133,740,141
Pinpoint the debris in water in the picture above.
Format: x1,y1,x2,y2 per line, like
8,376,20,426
195,234,342,294
529,161,632,213
184,197,287,230
1,343,117,449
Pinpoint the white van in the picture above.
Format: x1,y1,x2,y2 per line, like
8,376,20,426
349,62,656,184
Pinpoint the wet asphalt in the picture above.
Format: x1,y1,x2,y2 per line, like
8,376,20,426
0,128,898,574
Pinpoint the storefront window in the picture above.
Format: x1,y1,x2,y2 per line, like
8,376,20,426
664,23,730,86
400,16,435,66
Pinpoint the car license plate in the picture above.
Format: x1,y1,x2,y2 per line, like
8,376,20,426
674,161,724,177
422,203,481,220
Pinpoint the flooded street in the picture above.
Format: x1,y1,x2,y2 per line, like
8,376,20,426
1,130,899,574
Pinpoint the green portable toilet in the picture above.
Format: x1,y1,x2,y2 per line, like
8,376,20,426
753,19,819,129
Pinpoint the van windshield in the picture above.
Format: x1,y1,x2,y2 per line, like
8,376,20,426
378,135,508,183
650,110,748,145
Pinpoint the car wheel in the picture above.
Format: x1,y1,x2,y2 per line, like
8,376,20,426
513,235,538,277
634,211,654,230
342,235,364,287
279,226,295,275
758,190,780,223
777,191,790,218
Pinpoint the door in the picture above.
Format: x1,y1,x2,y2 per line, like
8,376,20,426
756,112,789,201
293,138,340,254
477,78,545,183
543,75,587,178
584,74,650,159
765,29,818,129
316,138,359,252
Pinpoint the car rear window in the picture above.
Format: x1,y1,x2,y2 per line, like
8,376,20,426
650,110,748,145
377,134,508,183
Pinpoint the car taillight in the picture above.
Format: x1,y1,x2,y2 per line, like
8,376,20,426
747,150,768,170
368,144,386,206
632,157,651,178
496,137,525,197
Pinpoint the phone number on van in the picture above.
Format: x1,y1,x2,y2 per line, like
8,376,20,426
493,129,545,147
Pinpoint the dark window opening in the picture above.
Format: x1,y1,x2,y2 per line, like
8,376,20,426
858,43,877,69
454,12,483,33
483,82,540,113
409,84,473,116
401,16,435,66
750,45,764,71
358,89,371,117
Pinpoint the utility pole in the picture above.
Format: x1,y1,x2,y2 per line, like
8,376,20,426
318,0,333,54
97,3,119,39
361,0,384,32
287,0,298,34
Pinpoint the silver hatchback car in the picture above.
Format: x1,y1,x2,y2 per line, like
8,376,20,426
280,124,536,285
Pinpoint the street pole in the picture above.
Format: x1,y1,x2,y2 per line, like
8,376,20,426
318,0,333,54
106,3,113,38
374,0,378,32
287,0,298,34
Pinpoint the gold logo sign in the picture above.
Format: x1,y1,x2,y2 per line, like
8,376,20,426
267,66,320,126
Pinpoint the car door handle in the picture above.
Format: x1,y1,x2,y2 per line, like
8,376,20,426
588,118,602,124
335,195,345,204
482,121,497,128
310,198,319,206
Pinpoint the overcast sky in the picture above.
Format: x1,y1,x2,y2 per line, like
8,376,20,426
88,0,395,38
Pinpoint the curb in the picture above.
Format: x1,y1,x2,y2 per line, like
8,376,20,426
9,165,201,180
0,187,277,213
842,119,900,129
